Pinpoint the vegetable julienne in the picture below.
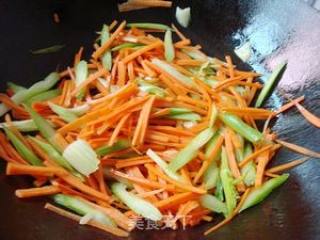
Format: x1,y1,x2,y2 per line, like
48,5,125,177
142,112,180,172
0,20,318,237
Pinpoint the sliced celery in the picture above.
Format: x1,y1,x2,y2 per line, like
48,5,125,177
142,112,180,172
220,147,238,215
168,128,214,172
63,139,100,176
203,162,219,190
168,112,201,122
175,7,191,28
3,127,42,166
111,182,162,221
164,29,175,62
127,23,170,30
111,43,143,52
29,137,74,171
101,25,112,71
255,62,287,107
30,45,65,55
53,194,115,226
219,112,263,143
151,58,194,87
0,120,37,132
24,104,56,144
28,89,61,103
241,143,256,187
48,102,78,123
138,80,167,97
96,140,130,157
7,82,26,93
200,194,227,216
146,149,183,182
0,72,60,117
240,174,289,212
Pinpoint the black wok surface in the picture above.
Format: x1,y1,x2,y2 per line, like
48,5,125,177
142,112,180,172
1,1,320,239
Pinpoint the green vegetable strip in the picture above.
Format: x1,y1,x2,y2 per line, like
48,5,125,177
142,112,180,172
0,120,37,132
7,82,26,93
215,176,224,202
28,89,61,103
111,182,162,221
151,58,194,87
220,147,238,215
24,104,56,145
101,25,112,71
169,107,193,115
53,194,115,226
138,80,167,97
200,194,228,216
241,143,256,186
219,112,263,143
240,174,289,212
204,130,221,160
96,139,130,156
3,127,42,166
112,43,143,52
0,72,60,117
203,162,219,190
255,62,287,107
146,149,183,182
127,23,171,30
48,102,78,123
168,128,215,172
75,60,88,100
29,137,74,172
30,45,65,55
167,113,201,122
164,29,175,62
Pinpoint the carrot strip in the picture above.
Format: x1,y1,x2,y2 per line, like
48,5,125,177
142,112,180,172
275,96,304,114
276,139,320,158
171,24,187,40
108,113,130,146
239,145,273,168
92,21,126,59
117,61,127,86
44,203,129,237
155,192,199,210
122,41,163,64
267,157,309,174
145,164,206,194
295,102,320,128
15,185,60,198
6,163,65,177
254,151,270,187
129,0,172,8
73,68,109,94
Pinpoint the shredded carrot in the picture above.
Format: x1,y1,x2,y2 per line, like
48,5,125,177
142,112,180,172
15,185,60,198
6,163,65,177
44,203,129,237
239,145,273,168
92,21,126,59
295,102,320,128
224,129,245,191
255,151,270,187
122,41,163,64
267,157,309,174
276,139,320,158
275,96,305,115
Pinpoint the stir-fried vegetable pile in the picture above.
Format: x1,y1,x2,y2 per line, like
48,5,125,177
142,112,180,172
1,20,318,237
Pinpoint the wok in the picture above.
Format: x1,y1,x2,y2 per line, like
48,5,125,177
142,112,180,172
1,0,320,239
